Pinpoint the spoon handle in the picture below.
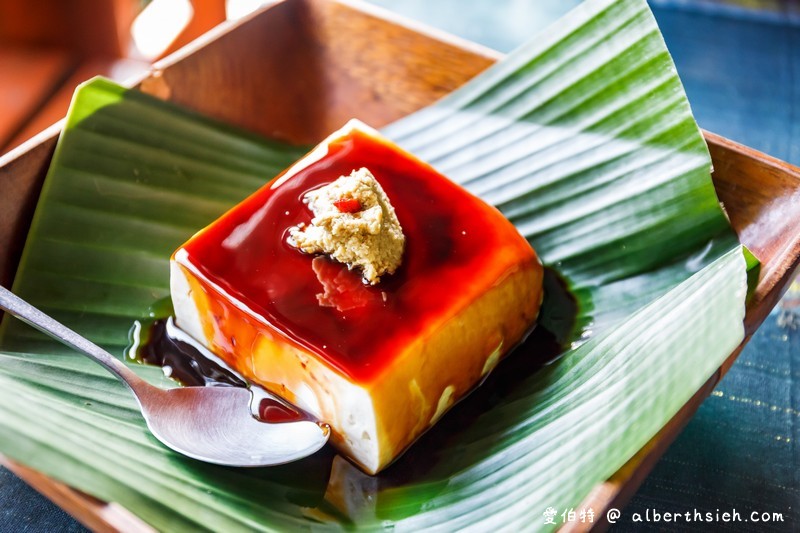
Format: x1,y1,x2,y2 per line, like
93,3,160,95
0,285,149,396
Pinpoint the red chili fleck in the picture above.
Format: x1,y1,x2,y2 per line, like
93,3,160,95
334,198,361,213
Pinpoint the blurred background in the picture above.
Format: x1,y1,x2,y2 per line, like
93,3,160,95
1,0,798,530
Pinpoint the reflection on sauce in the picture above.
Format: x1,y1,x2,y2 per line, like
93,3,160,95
312,256,382,311
128,318,308,424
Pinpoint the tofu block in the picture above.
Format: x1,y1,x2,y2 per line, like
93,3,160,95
171,120,543,474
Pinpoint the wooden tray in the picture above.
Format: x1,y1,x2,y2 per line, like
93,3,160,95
1,0,799,530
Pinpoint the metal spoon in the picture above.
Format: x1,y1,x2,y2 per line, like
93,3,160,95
0,286,329,467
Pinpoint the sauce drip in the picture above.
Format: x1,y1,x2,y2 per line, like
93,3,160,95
129,318,308,424
258,397,308,423
134,318,245,388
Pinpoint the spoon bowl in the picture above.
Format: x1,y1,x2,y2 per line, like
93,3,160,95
141,386,329,466
0,285,330,467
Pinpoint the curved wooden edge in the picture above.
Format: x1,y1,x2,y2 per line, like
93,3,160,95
2,456,153,533
0,125,61,289
0,63,153,291
704,130,800,340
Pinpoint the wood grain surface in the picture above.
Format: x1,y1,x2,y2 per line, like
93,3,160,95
0,0,798,530
2,457,154,533
5,58,149,153
0,47,73,149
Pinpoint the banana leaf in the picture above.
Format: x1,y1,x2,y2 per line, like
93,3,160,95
0,0,755,530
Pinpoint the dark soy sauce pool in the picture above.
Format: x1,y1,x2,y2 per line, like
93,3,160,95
129,317,309,424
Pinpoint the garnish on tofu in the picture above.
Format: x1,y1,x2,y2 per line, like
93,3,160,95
333,198,362,213
288,168,405,285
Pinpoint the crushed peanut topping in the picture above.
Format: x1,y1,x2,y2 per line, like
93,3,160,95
289,168,405,284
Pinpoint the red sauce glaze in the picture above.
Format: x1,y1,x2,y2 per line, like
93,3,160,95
178,128,535,383
257,397,309,423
